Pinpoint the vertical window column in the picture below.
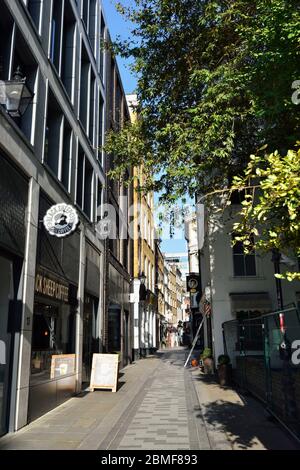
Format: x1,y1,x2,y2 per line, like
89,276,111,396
50,0,63,73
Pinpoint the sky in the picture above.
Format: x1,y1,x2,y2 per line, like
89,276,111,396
102,0,188,253
102,0,137,94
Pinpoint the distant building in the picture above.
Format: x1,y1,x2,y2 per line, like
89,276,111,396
129,94,157,360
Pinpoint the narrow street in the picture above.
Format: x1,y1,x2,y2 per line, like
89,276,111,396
0,349,298,451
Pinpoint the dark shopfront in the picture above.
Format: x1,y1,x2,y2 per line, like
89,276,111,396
82,243,102,386
28,194,80,422
0,154,28,436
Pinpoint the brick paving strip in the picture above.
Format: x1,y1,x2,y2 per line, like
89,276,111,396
103,349,211,450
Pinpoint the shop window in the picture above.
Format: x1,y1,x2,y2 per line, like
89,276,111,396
50,0,63,72
79,44,90,131
31,302,76,385
27,0,42,32
108,307,121,353
61,0,76,99
44,87,63,176
232,236,256,277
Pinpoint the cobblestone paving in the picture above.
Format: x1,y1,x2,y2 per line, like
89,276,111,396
106,349,211,450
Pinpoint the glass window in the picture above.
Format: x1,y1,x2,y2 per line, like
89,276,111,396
61,120,72,190
27,0,42,32
44,87,63,176
99,14,105,81
79,45,90,131
84,158,93,219
50,0,63,71
98,94,104,164
232,238,256,277
0,4,14,81
61,0,76,99
76,147,84,208
31,302,76,385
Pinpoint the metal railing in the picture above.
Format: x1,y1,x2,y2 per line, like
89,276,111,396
223,306,300,439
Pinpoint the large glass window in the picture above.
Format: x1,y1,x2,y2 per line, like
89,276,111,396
31,301,76,385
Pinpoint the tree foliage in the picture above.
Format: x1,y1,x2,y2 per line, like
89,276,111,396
231,146,300,280
105,0,300,202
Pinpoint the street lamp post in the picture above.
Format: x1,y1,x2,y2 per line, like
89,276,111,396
0,66,34,118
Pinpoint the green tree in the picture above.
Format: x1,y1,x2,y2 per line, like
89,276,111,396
231,146,300,280
105,0,300,202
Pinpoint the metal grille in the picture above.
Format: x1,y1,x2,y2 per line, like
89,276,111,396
223,307,300,438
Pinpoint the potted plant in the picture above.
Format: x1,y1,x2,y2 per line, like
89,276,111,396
200,348,214,374
217,354,232,386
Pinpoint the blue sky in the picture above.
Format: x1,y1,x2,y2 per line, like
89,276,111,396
102,0,188,253
102,0,137,94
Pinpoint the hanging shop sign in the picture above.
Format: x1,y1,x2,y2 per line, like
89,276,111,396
186,274,200,293
43,203,79,238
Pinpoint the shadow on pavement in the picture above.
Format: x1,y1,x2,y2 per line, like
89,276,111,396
193,376,300,450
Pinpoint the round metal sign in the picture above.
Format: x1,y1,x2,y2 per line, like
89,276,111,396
43,203,79,238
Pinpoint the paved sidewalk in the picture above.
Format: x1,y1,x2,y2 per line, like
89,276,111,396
191,371,299,450
0,348,298,450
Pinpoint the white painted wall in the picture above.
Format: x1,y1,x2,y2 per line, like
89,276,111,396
200,206,300,363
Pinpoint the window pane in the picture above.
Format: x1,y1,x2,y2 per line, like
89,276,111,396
233,255,245,276
245,255,256,276
233,240,244,254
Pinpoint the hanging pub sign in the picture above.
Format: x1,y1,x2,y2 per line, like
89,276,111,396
43,203,79,238
186,274,200,293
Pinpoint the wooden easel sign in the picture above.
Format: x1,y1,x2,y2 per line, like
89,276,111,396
89,353,119,393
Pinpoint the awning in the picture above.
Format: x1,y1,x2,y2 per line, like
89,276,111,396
230,292,272,313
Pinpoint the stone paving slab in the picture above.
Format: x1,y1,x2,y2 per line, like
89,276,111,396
0,348,298,450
